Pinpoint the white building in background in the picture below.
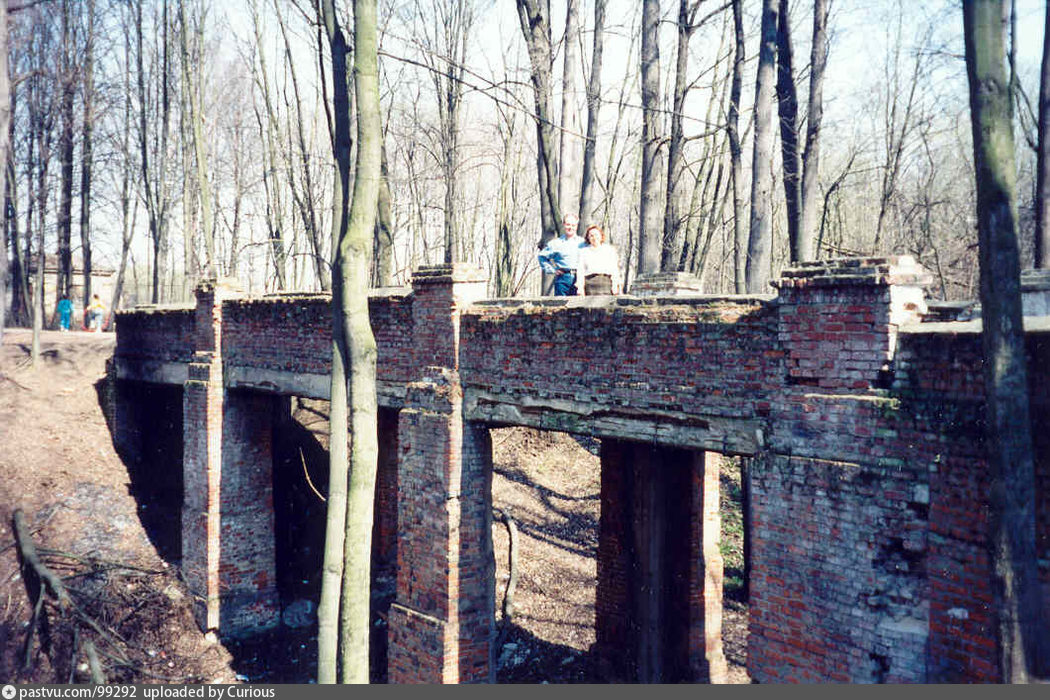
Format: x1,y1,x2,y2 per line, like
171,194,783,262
5,255,115,328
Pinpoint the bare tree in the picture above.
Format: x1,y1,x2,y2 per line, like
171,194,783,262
872,3,927,254
516,0,563,276
963,0,1048,682
318,0,381,682
638,0,664,274
0,0,9,346
774,0,800,262
79,0,97,311
178,0,215,278
798,0,830,261
1036,0,1050,268
558,0,580,214
578,0,605,228
729,0,746,291
414,0,475,263
746,0,778,293
135,0,173,303
57,0,78,304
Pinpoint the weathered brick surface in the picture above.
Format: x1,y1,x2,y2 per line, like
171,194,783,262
112,257,1050,683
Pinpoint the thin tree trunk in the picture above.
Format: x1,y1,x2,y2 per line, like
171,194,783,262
80,0,96,311
372,141,393,286
273,0,328,290
179,0,214,278
662,0,694,271
729,0,746,292
495,110,519,296
746,0,778,293
963,0,1048,681
638,0,664,274
317,0,351,678
798,0,829,262
0,0,9,344
57,0,76,303
775,0,801,263
339,0,381,681
109,20,138,327
1036,0,1050,267
558,0,580,214
137,0,171,304
318,0,381,683
578,0,605,228
516,0,563,264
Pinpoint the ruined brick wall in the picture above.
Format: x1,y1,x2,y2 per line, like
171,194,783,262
219,292,415,389
748,260,932,683
459,297,779,452
886,327,1050,682
111,258,1050,683
115,306,196,363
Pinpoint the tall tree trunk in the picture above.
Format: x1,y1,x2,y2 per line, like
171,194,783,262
137,0,171,304
425,0,472,264
57,0,76,303
963,0,1049,681
344,0,381,681
558,0,580,215
578,0,605,228
79,0,96,311
372,141,393,286
515,0,563,275
273,0,328,290
109,23,137,328
662,0,694,271
775,0,801,263
494,110,519,296
1036,0,1050,268
0,1,9,343
746,0,778,293
798,0,829,262
317,0,351,677
32,102,53,362
250,2,287,291
319,0,381,683
179,0,214,278
638,0,664,274
729,0,746,292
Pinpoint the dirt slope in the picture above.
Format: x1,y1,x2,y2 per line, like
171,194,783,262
0,329,237,684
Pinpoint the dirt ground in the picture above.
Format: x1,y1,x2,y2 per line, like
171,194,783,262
0,328,749,684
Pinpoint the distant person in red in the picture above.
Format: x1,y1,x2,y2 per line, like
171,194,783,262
87,294,106,332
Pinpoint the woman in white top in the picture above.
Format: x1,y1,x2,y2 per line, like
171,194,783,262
577,224,622,296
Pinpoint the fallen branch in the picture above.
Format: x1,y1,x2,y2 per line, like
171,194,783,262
13,510,71,610
22,591,44,670
37,548,168,575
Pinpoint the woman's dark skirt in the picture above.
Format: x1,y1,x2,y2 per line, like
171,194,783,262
584,273,613,295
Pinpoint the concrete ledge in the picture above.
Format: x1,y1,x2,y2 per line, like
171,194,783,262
113,357,188,385
464,390,762,455
223,364,407,407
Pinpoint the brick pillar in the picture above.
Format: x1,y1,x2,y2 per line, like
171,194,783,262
182,279,279,635
388,264,494,683
596,440,726,683
774,256,930,391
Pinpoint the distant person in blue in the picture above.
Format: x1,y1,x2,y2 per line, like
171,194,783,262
56,295,73,332
537,212,585,296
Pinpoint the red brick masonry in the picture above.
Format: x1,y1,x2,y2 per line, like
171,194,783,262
110,258,1050,683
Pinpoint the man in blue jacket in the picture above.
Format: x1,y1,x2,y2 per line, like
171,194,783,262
537,213,585,296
